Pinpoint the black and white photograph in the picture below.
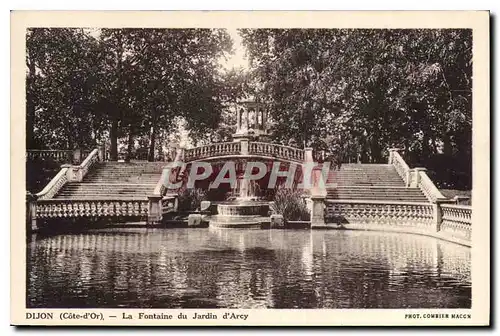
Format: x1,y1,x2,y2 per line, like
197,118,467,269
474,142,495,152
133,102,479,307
11,10,489,326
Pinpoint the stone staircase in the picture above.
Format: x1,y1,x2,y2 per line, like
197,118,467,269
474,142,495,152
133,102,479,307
53,162,165,200
325,163,429,203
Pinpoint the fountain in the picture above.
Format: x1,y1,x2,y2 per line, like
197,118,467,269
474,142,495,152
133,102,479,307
209,173,270,228
209,101,271,228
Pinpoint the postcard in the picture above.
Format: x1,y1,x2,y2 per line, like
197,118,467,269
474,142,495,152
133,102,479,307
11,10,489,326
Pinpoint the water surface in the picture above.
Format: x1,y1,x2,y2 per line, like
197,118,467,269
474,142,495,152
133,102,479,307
27,228,471,308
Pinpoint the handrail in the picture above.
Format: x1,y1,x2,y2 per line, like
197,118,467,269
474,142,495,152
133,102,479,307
27,149,73,162
249,141,305,162
391,151,410,185
326,199,431,206
34,148,99,200
35,198,150,218
441,203,472,210
80,149,99,177
153,165,171,196
325,200,435,226
418,171,446,202
184,142,241,162
35,167,69,200
440,203,472,240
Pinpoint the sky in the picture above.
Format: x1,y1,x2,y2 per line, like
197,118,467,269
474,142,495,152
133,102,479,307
87,28,249,71
220,28,249,70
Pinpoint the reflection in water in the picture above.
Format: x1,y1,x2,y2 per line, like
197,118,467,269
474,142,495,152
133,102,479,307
27,228,471,308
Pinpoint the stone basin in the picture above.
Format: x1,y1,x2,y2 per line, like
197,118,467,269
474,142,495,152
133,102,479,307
209,201,270,228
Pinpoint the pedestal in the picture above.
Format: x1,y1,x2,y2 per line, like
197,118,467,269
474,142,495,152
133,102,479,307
147,195,162,225
310,195,327,228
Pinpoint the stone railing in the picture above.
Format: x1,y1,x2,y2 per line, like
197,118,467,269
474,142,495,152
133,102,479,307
27,149,74,163
418,170,446,202
184,142,241,162
318,199,471,244
182,141,305,163
325,200,434,228
36,199,149,218
35,149,99,201
389,149,411,186
80,149,99,177
440,204,472,240
147,164,179,224
35,167,70,200
388,148,447,203
249,142,305,162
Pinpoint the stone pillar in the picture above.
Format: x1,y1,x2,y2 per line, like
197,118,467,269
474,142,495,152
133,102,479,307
174,146,185,162
147,195,162,225
98,144,106,162
432,200,443,232
387,147,402,164
262,109,267,133
304,147,314,162
411,167,427,188
236,108,242,132
240,139,249,155
406,169,412,188
62,164,83,182
73,148,82,164
453,196,470,205
26,193,38,232
310,195,327,228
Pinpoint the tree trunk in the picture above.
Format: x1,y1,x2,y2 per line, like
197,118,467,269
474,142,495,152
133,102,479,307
110,116,118,161
148,120,156,162
443,132,452,156
126,125,134,162
369,136,382,163
26,59,36,148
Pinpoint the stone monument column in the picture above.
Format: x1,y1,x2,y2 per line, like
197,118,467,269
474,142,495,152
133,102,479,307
237,108,242,132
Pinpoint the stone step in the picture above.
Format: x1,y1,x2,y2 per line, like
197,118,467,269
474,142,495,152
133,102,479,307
60,185,154,190
56,190,152,195
327,189,425,194
84,177,160,181
52,196,149,200
327,197,428,202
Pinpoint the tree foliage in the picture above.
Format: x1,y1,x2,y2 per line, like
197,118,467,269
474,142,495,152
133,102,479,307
26,28,234,161
240,29,472,188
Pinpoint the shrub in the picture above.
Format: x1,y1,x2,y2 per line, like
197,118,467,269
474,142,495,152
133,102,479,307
177,188,206,212
270,185,310,221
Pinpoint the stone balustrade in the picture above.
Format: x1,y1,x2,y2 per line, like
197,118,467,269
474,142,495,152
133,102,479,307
29,149,103,228
418,171,446,202
27,149,74,163
389,149,411,186
326,200,434,228
184,142,242,162
147,166,178,224
36,168,70,200
35,148,100,201
321,199,471,244
36,199,149,218
249,142,305,162
388,148,447,203
440,204,472,240
182,141,305,163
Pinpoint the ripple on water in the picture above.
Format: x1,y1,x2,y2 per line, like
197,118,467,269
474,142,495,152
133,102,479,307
27,228,471,308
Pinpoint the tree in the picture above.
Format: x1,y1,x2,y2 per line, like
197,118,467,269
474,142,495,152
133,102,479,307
241,28,472,188
26,28,103,149
27,28,234,162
